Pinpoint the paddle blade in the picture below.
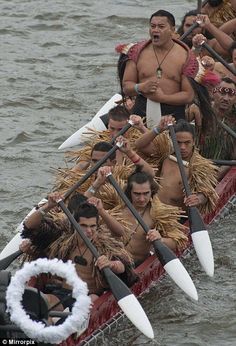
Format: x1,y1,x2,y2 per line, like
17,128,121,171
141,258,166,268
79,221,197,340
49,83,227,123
0,249,22,271
153,239,176,266
153,240,198,300
103,267,154,339
164,259,198,301
191,230,214,277
188,207,214,277
118,294,154,339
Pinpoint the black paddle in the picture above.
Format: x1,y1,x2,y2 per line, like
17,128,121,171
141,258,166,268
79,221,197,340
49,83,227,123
202,42,236,76
168,124,214,277
179,0,201,42
179,12,235,77
217,120,236,141
0,147,122,271
213,159,236,166
180,22,199,41
57,198,154,339
106,173,198,301
63,121,132,200
0,123,133,271
197,0,202,13
0,249,23,271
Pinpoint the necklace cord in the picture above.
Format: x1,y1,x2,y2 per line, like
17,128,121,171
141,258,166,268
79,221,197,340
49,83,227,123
153,42,175,78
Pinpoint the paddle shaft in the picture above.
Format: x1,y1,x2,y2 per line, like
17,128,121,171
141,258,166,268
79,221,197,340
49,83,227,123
181,31,235,76
58,199,100,257
106,173,176,266
0,249,23,271
179,0,201,43
179,22,199,41
17,199,154,337
197,0,202,13
107,175,149,233
218,120,236,140
110,120,133,144
202,42,236,76
168,124,208,233
179,11,235,77
179,0,202,42
0,122,132,270
63,122,132,200
57,199,151,310
213,159,236,166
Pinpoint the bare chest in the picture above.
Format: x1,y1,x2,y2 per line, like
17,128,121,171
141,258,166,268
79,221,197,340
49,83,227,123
137,47,183,83
160,159,189,190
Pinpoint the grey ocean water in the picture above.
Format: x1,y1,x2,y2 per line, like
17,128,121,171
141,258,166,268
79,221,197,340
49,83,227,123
0,1,235,345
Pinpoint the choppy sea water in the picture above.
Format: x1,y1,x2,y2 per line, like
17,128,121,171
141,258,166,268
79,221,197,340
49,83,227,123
0,1,235,345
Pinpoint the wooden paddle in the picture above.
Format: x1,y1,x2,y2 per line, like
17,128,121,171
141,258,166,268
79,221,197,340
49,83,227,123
179,0,202,42
57,198,154,339
180,21,200,41
197,0,202,13
0,122,134,271
168,124,214,277
64,121,132,199
106,173,198,301
217,120,236,141
179,8,235,77
201,42,236,76
0,249,23,271
213,159,236,166
0,142,124,271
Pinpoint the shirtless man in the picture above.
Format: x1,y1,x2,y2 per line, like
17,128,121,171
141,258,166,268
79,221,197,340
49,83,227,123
135,117,218,213
73,110,148,170
73,141,117,171
107,104,130,138
84,139,155,200
205,78,236,179
188,77,236,160
22,192,133,308
214,41,236,81
191,14,235,60
177,12,235,55
177,10,204,48
156,122,206,209
110,170,188,266
120,10,195,120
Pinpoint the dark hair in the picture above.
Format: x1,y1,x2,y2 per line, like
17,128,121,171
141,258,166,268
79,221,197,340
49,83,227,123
91,141,116,161
229,41,236,54
150,10,175,27
221,77,236,87
174,119,196,139
125,170,157,201
177,10,198,36
117,54,129,99
68,193,88,216
188,78,216,134
207,0,223,7
108,105,130,122
74,202,99,223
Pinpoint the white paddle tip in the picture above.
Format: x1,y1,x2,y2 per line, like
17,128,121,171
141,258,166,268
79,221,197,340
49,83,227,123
191,230,214,277
164,258,198,301
118,294,154,339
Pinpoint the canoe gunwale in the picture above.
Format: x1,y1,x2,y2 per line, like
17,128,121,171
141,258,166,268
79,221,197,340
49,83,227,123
71,167,236,345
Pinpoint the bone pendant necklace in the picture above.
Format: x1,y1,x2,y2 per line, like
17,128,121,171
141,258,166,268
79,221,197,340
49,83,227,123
153,43,175,79
74,245,89,266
